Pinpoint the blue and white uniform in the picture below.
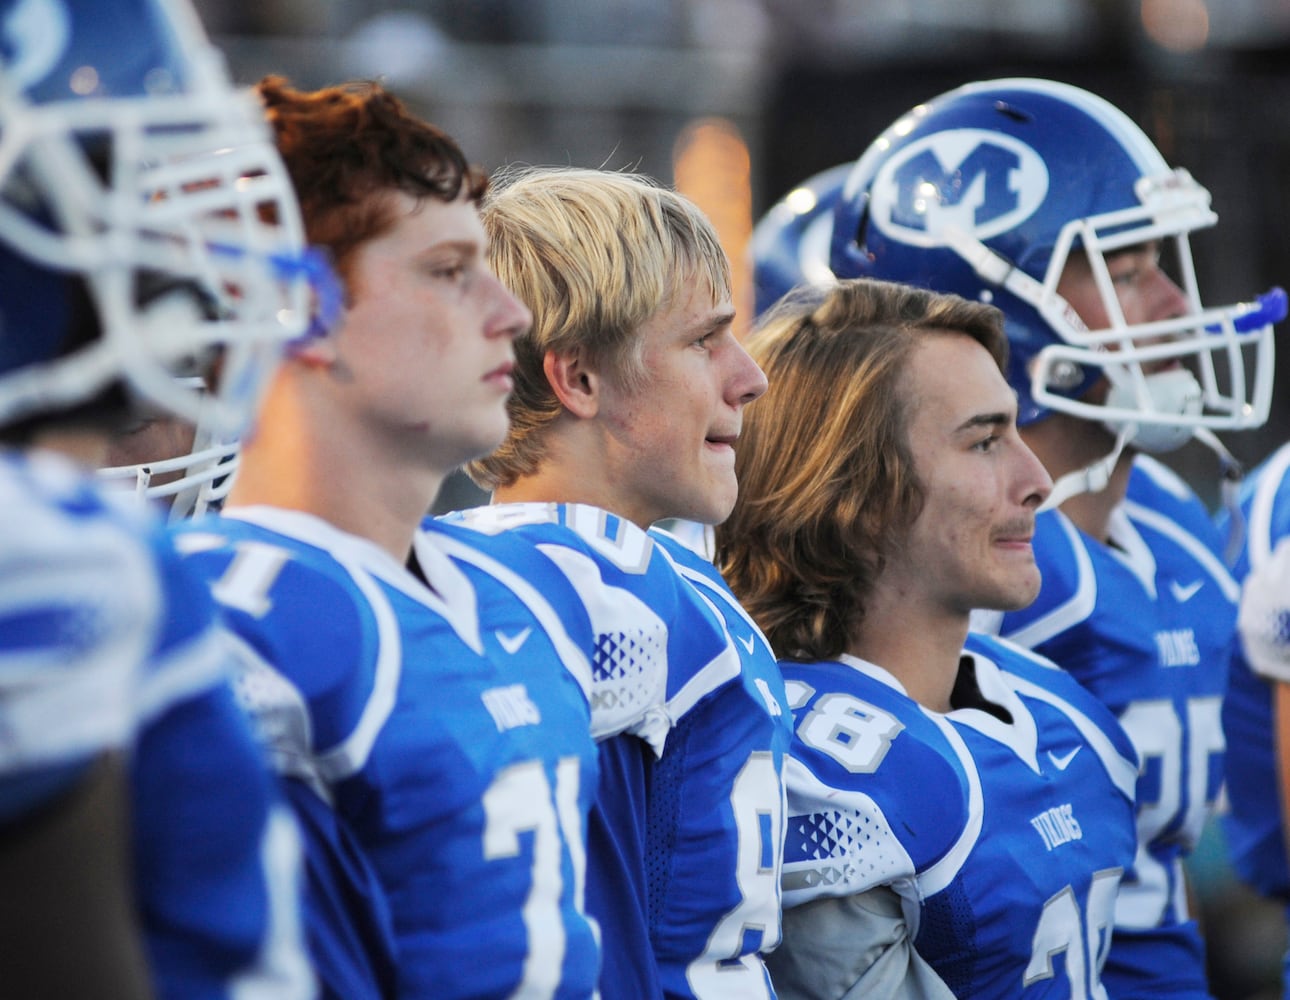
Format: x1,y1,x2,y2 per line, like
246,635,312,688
443,504,790,1000
1216,442,1290,997
988,455,1238,998
778,632,1138,998
178,505,602,1000
648,528,792,1000
0,450,312,1000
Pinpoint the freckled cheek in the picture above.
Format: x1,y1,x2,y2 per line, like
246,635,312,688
603,402,647,438
923,515,966,556
933,488,984,525
937,502,996,557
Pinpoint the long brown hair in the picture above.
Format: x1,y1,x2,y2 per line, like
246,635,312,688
715,278,1006,661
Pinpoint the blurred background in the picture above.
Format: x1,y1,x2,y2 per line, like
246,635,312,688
194,2,1290,994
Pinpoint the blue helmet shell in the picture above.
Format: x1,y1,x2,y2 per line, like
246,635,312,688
750,163,851,319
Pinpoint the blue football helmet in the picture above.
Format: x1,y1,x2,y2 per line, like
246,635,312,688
750,162,850,318
827,77,1283,449
0,0,329,440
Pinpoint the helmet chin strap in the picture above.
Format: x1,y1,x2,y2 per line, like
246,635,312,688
1039,423,1134,512
1193,425,1247,565
1039,420,1247,566
1102,367,1203,454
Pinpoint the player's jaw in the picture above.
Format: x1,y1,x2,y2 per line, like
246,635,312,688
983,516,1043,609
702,448,737,497
639,429,741,529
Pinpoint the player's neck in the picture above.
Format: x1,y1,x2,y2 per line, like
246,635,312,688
1052,457,1134,543
1021,415,1133,542
493,426,656,529
227,375,445,562
849,587,970,714
496,471,652,529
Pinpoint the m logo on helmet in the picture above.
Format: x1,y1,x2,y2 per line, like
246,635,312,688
870,129,1048,248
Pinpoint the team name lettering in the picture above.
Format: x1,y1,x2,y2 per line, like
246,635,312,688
481,684,542,732
1030,803,1083,851
1154,628,1200,667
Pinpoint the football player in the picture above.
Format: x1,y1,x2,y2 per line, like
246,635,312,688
173,76,614,999
717,277,1139,998
0,0,316,996
1216,444,1290,998
758,77,1284,997
448,166,792,1000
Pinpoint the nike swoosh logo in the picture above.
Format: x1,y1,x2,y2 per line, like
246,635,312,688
496,627,532,655
739,633,756,656
1170,580,1204,603
1048,747,1081,771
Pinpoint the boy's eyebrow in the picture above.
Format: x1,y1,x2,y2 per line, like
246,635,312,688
695,307,737,336
955,411,1012,433
419,238,481,257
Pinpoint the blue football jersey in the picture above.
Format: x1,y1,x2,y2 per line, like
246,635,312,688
0,450,156,801
177,505,601,1000
1216,443,1290,997
647,528,791,1000
992,455,1237,998
778,632,1139,998
0,450,313,1000
443,504,788,1000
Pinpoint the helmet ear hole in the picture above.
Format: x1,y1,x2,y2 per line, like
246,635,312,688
1043,358,1086,393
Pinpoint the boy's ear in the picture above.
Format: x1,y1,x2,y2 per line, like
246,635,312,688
544,350,600,419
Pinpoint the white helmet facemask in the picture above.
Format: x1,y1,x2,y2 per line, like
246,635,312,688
947,169,1283,449
0,0,339,439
